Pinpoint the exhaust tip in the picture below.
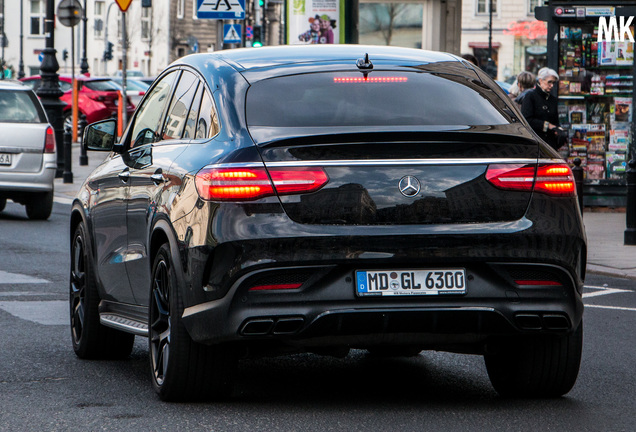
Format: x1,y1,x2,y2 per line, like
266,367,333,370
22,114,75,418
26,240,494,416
240,319,275,336
272,317,304,335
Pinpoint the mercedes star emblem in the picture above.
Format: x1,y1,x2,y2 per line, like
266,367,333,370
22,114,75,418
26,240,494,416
398,175,421,197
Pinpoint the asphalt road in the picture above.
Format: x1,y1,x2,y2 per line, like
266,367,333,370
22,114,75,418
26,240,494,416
1,200,635,431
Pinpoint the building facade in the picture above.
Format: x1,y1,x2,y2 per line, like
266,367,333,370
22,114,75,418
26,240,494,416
1,0,463,80
461,0,548,82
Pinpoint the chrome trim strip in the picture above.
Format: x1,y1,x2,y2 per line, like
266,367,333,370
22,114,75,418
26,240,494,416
205,162,265,169
0,147,41,154
264,158,536,167
208,159,566,169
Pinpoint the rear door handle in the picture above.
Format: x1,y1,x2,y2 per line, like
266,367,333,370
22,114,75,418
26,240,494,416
118,170,130,182
150,173,165,185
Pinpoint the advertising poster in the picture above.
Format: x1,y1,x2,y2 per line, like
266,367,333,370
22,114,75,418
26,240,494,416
287,0,345,45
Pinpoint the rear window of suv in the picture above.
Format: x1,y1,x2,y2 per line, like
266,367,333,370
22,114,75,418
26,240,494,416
246,71,510,128
0,90,46,123
84,80,120,91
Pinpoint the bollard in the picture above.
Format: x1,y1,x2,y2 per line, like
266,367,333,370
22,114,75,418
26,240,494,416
63,125,73,184
625,159,636,245
78,114,88,166
572,158,584,213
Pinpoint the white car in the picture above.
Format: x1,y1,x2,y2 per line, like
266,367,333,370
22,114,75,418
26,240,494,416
0,80,56,219
109,77,149,107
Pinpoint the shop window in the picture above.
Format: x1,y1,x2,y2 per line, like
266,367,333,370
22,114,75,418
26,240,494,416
557,24,634,181
472,47,499,79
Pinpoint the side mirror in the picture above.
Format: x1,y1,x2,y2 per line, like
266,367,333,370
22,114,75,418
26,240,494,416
83,119,117,152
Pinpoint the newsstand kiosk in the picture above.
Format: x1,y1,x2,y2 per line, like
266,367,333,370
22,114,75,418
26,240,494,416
536,1,636,206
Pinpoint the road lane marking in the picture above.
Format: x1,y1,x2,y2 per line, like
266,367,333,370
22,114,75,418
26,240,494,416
0,291,55,297
0,270,50,284
54,196,73,205
0,300,67,325
583,287,631,298
585,304,636,312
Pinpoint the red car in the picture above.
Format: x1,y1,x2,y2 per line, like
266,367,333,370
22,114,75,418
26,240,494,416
20,75,135,132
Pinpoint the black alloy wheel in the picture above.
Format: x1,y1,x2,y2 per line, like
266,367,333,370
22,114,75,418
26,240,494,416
149,251,171,388
149,243,237,402
70,223,134,359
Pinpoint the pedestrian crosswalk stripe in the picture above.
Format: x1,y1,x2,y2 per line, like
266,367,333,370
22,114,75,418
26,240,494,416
0,301,67,325
585,304,636,312
0,270,50,284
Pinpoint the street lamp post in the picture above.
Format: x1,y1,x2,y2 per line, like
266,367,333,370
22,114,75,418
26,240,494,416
37,0,65,178
19,0,25,79
1,0,5,79
103,1,116,75
488,0,493,78
80,0,88,74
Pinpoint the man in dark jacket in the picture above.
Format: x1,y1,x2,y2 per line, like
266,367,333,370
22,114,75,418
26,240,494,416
521,67,562,151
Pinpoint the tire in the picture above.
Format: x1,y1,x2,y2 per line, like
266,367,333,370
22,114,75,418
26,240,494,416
0,197,6,212
149,243,236,402
63,112,73,135
484,322,583,398
25,191,53,220
70,223,135,359
64,112,85,137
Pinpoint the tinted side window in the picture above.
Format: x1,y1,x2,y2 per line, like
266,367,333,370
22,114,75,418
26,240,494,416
183,84,204,139
84,80,120,91
22,79,40,90
130,70,179,148
162,71,199,140
59,81,73,92
195,91,220,139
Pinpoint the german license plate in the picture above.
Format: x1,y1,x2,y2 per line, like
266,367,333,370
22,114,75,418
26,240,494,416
356,269,466,296
0,153,11,165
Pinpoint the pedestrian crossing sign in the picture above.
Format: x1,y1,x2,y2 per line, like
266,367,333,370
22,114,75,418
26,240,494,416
223,24,242,44
197,0,246,19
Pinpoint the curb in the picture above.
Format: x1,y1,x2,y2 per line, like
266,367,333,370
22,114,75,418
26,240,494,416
586,264,636,280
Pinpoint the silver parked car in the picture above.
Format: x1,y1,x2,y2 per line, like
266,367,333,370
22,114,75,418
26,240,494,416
0,80,56,219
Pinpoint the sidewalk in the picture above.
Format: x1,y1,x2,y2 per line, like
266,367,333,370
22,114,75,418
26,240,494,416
54,143,636,280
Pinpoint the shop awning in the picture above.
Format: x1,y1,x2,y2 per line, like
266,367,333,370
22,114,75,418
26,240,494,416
468,42,502,49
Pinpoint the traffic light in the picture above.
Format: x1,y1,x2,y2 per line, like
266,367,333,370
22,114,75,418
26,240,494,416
62,49,69,61
253,26,263,47
104,41,114,61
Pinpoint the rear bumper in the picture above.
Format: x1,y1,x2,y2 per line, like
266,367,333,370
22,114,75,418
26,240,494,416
172,195,585,353
0,153,55,194
182,260,584,352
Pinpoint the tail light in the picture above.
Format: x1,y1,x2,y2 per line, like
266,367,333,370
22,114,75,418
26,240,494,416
195,166,329,201
486,163,575,197
44,126,56,153
248,283,303,291
515,280,562,286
